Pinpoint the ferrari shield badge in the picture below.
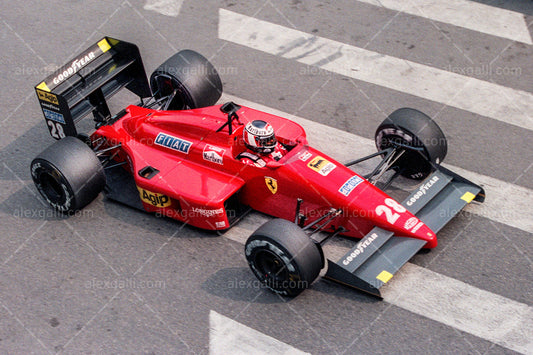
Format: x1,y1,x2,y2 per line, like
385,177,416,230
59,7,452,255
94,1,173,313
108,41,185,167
264,177,278,194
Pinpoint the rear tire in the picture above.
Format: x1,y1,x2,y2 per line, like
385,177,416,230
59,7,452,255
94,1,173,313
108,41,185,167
150,50,223,110
375,108,447,179
30,137,105,213
245,219,323,297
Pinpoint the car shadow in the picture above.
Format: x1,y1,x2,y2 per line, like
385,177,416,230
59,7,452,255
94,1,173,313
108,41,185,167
0,186,71,221
202,266,380,304
201,267,286,304
102,197,226,239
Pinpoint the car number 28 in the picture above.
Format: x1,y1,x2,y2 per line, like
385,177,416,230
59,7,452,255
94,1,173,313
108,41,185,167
375,198,406,224
47,120,66,139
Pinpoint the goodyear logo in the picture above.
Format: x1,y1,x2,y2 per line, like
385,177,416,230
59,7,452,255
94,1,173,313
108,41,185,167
43,109,66,124
339,175,364,196
51,51,96,85
155,133,192,154
307,156,336,176
342,232,379,266
137,187,171,207
43,39,111,89
37,90,59,105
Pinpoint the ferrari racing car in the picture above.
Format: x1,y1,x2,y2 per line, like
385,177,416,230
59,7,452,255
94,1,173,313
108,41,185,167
31,37,485,297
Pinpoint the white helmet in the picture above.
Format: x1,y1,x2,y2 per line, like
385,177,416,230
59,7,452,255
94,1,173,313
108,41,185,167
243,120,277,154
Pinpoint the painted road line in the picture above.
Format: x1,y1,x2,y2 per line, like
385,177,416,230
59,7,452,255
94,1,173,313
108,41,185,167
143,0,184,17
357,0,532,45
382,263,533,355
224,94,533,235
209,311,309,355
224,212,533,355
219,9,533,131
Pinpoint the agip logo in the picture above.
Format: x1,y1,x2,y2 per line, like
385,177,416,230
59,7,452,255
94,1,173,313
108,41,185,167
137,187,171,207
37,90,59,105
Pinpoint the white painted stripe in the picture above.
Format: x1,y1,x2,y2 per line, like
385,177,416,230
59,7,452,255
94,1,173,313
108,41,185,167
383,263,533,355
209,310,309,355
143,0,184,17
357,0,532,45
219,9,533,131
224,94,533,235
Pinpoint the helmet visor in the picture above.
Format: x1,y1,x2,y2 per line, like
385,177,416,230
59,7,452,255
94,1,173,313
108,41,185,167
255,134,277,149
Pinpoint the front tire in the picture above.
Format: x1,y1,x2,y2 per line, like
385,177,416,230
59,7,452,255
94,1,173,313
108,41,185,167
30,137,105,213
375,108,447,179
245,219,323,297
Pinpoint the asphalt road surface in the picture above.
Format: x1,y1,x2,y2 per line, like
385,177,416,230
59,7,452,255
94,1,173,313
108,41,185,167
0,0,532,354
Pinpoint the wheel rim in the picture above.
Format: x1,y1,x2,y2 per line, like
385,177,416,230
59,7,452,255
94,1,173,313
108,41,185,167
382,134,424,165
378,129,431,178
254,249,290,287
151,74,189,109
39,171,66,204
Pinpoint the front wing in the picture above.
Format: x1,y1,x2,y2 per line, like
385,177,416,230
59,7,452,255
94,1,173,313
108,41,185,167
324,167,485,297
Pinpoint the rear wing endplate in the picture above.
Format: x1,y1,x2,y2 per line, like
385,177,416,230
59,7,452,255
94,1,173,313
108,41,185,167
324,167,485,297
34,37,151,139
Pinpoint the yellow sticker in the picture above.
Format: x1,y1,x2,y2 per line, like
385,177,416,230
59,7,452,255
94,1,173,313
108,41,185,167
307,156,336,176
36,81,50,92
461,192,476,203
36,90,59,105
137,187,171,207
376,270,393,283
97,38,111,53
265,177,278,194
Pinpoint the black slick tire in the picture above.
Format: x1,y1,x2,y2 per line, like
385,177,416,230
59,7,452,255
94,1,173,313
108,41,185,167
30,137,105,213
150,50,223,110
375,108,447,179
245,219,323,297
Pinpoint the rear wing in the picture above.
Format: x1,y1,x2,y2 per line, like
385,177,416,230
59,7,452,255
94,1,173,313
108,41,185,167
35,37,151,139
324,167,485,297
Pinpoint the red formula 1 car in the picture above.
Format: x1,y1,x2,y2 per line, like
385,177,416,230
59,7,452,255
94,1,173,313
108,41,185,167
31,37,484,297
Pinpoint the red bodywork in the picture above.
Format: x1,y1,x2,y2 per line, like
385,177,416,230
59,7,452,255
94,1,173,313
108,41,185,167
95,104,437,248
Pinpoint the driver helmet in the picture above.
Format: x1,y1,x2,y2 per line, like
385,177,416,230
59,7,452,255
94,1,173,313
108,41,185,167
243,120,277,154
